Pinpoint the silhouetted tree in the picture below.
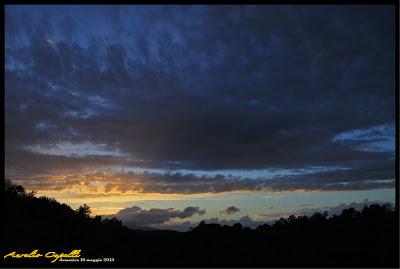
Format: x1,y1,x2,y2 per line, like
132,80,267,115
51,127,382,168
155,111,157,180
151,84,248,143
76,204,91,218
3,181,398,267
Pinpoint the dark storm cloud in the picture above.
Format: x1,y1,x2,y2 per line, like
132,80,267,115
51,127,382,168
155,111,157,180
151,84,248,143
106,205,206,228
220,206,240,215
5,5,396,191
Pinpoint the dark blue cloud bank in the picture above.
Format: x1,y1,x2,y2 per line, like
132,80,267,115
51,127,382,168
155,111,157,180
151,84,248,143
5,5,396,192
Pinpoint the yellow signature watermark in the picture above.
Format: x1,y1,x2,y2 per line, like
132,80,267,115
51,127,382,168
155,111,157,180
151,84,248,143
4,249,81,263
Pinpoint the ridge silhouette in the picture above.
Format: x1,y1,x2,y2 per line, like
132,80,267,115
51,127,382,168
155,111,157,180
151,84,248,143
3,180,398,267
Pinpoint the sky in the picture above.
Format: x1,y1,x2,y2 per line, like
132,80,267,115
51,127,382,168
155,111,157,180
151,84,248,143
5,5,396,231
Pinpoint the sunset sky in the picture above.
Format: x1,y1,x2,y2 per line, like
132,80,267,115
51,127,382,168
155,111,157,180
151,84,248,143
5,5,396,231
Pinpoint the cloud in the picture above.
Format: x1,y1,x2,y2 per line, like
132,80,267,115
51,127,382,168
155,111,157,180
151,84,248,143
106,205,206,229
4,6,395,194
333,124,395,153
10,166,395,195
220,206,240,215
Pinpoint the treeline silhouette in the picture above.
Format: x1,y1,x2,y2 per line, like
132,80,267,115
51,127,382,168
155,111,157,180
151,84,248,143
3,181,398,267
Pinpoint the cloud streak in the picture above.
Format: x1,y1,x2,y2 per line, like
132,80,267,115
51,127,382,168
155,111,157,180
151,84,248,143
11,167,395,195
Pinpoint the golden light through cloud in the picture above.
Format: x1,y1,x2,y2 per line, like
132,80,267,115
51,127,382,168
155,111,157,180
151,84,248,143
11,162,396,219
34,189,221,215
21,171,221,215
3,6,397,267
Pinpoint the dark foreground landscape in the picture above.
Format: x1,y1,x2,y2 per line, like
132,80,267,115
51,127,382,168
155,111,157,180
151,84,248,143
3,181,399,268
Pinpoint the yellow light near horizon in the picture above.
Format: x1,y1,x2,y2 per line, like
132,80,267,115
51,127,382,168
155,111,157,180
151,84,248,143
32,189,217,215
89,207,126,215
34,189,214,204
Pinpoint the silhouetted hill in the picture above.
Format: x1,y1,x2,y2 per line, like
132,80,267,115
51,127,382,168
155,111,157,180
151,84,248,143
3,181,399,267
